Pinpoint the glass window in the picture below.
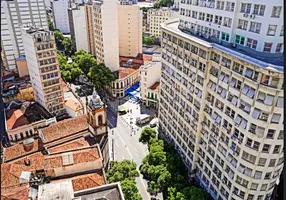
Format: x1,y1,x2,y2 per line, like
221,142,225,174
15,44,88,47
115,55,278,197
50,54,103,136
263,43,273,52
237,19,248,30
253,5,266,16
260,184,267,191
241,3,251,13
262,144,270,153
258,158,266,166
280,26,284,36
276,43,283,53
235,35,245,45
221,32,230,41
246,38,257,49
267,25,277,36
249,22,261,33
268,159,276,167
272,6,282,18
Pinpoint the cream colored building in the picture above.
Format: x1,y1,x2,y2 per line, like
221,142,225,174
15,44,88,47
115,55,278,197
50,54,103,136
140,54,161,104
22,27,65,115
16,56,29,77
147,7,174,37
146,82,160,109
85,3,97,56
93,0,120,72
159,17,283,200
118,4,143,57
64,98,84,118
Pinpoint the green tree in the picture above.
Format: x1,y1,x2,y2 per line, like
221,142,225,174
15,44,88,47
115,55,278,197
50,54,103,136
47,14,54,31
143,37,155,45
62,37,73,56
57,50,67,66
107,160,139,183
75,53,97,74
120,179,142,200
139,127,157,144
53,30,64,48
88,63,117,89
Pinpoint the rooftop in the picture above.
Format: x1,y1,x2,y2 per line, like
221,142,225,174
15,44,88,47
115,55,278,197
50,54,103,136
73,182,125,200
163,19,284,72
118,67,138,79
47,137,90,154
5,101,53,130
40,115,88,144
64,98,83,111
149,82,160,91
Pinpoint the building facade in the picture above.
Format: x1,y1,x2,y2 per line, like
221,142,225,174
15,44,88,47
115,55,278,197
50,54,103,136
118,4,143,57
1,0,48,70
140,55,161,104
51,0,70,34
146,7,174,38
93,0,120,72
146,82,160,109
68,3,89,52
158,1,284,198
85,3,96,56
22,27,65,115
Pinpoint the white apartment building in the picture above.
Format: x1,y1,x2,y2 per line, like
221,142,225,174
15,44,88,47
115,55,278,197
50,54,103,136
22,27,65,115
118,4,143,57
147,7,174,37
1,0,48,70
158,1,284,199
140,54,161,104
93,0,120,72
51,0,70,34
68,3,89,52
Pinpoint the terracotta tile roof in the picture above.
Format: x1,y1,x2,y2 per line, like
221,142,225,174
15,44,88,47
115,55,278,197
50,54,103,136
40,115,88,144
118,67,137,79
6,110,29,130
64,98,83,111
48,138,90,153
44,148,100,169
149,82,160,91
3,139,41,161
1,183,29,200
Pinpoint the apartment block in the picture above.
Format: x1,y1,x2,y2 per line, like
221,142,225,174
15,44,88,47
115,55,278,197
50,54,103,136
22,26,65,115
146,7,174,38
68,2,89,52
51,0,70,34
158,0,284,199
1,0,48,70
118,4,143,57
93,0,120,72
85,3,96,56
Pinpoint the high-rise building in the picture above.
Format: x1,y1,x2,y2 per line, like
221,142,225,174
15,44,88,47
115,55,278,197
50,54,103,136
85,3,97,56
118,4,142,57
51,0,70,34
158,1,284,200
22,26,65,115
93,0,120,72
1,0,48,70
68,2,89,52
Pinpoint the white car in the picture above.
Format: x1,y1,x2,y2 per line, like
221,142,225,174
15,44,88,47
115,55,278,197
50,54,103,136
149,118,158,128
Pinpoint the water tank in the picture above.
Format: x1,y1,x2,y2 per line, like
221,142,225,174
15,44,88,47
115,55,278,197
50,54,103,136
23,138,35,152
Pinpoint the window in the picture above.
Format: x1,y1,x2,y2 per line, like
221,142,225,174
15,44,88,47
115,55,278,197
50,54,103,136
254,171,262,179
250,183,258,190
272,6,282,18
253,5,266,16
225,2,235,12
273,145,281,154
192,11,197,19
278,130,284,139
221,32,229,41
266,129,275,139
216,1,224,10
245,67,258,80
206,14,213,22
242,151,256,164
223,17,232,27
235,35,245,45
268,159,276,167
260,184,267,191
249,22,261,33
263,43,273,52
198,12,205,20
258,158,266,166
241,3,251,13
280,26,284,36
237,19,248,30
262,144,270,153
246,38,257,49
267,25,277,36
271,113,281,124
214,15,222,25
276,43,283,53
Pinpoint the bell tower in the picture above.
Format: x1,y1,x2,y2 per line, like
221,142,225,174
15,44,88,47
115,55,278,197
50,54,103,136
87,88,107,135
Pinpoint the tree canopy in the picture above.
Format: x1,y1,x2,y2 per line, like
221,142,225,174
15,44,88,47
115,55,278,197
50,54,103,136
107,160,142,200
138,127,157,144
143,36,155,45
138,131,210,199
154,0,174,8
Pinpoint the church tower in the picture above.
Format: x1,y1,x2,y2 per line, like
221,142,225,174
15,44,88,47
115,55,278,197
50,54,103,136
87,88,107,135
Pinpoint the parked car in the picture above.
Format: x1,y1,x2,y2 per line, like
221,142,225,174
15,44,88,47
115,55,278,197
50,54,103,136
149,118,158,128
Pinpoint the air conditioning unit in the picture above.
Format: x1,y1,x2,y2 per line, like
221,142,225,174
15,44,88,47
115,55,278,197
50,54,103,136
243,13,249,17
250,14,256,19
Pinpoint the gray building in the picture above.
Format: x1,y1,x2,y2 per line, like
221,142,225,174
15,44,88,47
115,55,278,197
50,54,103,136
1,0,48,71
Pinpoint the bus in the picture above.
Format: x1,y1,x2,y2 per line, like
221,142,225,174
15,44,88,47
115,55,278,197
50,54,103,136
136,114,150,125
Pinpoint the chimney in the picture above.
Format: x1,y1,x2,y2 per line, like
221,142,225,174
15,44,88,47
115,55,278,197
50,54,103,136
23,138,35,152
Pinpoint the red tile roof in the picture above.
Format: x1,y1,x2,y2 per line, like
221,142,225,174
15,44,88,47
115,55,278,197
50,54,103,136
149,82,160,91
3,139,41,161
64,98,83,111
48,138,90,153
118,67,137,79
40,115,88,144
1,184,30,200
6,110,29,130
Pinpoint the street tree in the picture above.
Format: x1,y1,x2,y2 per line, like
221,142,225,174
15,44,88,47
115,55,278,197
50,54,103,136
74,52,97,74
62,37,73,56
107,160,139,183
143,37,155,45
53,30,64,49
120,179,142,200
139,127,157,144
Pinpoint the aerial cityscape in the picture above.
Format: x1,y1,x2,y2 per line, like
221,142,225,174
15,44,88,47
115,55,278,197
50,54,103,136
0,0,284,199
